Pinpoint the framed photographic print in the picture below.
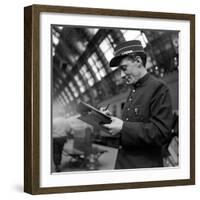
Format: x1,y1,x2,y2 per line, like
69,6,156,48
24,4,195,194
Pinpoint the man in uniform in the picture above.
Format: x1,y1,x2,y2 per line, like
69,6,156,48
102,40,173,169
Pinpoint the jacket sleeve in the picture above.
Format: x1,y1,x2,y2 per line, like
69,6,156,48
121,86,173,148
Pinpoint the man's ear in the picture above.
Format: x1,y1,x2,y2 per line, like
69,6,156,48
135,56,142,63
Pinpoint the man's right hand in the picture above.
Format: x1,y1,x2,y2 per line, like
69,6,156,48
99,106,112,116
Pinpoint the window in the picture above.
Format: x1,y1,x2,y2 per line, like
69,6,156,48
69,81,79,97
52,46,56,56
87,28,99,36
122,30,148,48
58,78,63,84
64,86,74,101
74,74,86,93
52,28,60,45
58,95,65,105
80,65,95,86
54,82,59,90
57,26,63,30
76,41,87,53
68,54,79,64
52,26,62,56
52,35,59,45
88,53,106,81
61,91,69,103
99,37,115,62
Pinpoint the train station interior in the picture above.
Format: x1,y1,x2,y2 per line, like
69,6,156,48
51,25,179,173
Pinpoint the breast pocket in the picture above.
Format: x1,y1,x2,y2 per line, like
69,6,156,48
129,104,145,121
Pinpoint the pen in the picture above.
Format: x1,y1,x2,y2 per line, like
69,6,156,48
103,104,110,111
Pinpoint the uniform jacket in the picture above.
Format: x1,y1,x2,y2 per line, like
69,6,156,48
115,73,173,169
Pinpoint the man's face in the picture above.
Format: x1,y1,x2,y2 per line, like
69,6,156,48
119,56,141,85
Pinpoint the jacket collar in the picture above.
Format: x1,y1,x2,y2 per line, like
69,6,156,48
133,73,150,88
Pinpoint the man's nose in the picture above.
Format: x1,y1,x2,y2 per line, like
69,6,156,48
120,70,126,78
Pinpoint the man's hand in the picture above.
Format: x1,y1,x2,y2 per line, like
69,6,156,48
99,106,112,116
102,117,123,136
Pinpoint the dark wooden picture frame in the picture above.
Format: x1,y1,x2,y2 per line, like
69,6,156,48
24,4,195,194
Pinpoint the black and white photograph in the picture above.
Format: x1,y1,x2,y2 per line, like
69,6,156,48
24,5,195,194
51,25,179,173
